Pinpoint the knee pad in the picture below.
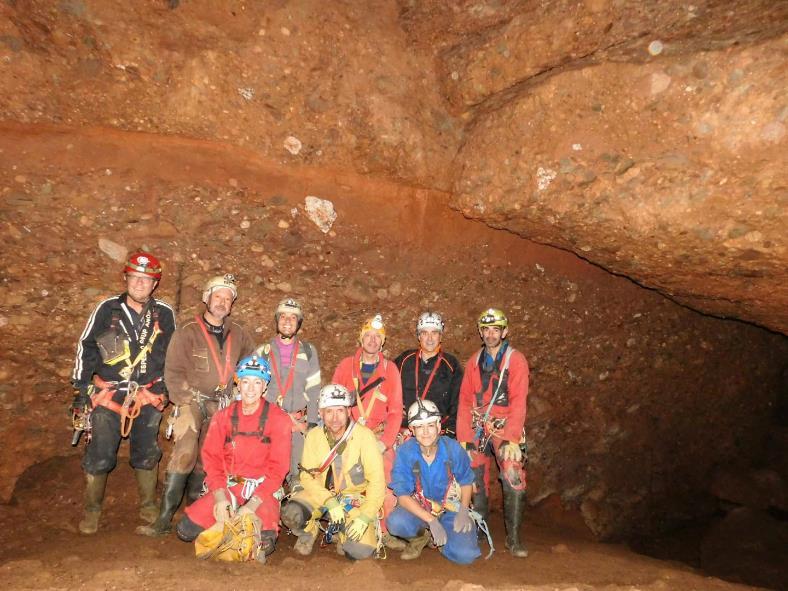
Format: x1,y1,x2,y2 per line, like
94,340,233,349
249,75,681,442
499,460,527,491
281,500,311,533
176,515,204,542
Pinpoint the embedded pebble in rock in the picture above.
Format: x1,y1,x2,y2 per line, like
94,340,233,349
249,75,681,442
97,238,128,262
277,220,290,229
304,195,337,233
283,136,302,155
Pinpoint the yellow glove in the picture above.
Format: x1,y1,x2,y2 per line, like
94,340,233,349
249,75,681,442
499,441,522,463
324,497,345,525
345,517,369,541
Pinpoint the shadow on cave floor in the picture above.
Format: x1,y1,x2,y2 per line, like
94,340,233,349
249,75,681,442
0,454,774,591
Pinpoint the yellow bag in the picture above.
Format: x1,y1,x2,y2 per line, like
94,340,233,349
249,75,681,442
195,514,261,562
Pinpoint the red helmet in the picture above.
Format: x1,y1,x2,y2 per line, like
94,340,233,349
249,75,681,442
124,252,162,280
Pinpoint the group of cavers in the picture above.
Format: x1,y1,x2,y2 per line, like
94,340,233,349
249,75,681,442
70,251,530,565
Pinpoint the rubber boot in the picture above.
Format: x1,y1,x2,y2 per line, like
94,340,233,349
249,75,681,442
79,473,108,534
471,479,489,543
185,469,206,505
136,472,189,536
135,468,159,524
400,529,431,560
503,488,528,558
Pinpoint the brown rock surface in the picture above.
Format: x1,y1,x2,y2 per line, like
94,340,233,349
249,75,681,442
0,2,786,589
452,36,788,333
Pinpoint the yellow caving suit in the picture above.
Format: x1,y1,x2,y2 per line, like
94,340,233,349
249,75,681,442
294,421,385,550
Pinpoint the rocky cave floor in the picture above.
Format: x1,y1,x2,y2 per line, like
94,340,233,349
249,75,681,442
0,454,772,591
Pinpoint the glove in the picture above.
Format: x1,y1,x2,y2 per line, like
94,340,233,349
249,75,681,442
237,495,262,517
324,497,345,525
345,517,369,541
499,441,522,463
453,506,473,533
428,517,447,546
377,439,387,454
213,489,233,523
71,387,91,411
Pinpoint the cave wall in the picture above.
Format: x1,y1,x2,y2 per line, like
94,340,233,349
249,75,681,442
0,1,786,542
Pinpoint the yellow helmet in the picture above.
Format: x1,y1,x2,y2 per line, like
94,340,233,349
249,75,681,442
359,313,386,343
478,308,508,329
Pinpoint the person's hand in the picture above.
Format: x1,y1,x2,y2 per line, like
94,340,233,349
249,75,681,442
324,497,345,525
237,495,262,517
377,440,387,454
498,441,522,463
428,517,447,546
453,506,473,533
213,489,233,522
345,517,369,541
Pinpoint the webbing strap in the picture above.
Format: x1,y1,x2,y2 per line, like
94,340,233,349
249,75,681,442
226,401,271,444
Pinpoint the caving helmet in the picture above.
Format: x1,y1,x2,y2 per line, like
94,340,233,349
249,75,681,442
202,274,238,304
124,252,162,280
477,308,508,329
359,313,386,344
318,384,355,409
235,355,271,382
416,311,444,335
407,400,442,427
275,297,304,327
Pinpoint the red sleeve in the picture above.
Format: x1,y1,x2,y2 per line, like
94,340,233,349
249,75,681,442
255,405,293,498
502,351,529,442
381,362,403,448
331,357,353,389
456,354,477,443
201,409,231,491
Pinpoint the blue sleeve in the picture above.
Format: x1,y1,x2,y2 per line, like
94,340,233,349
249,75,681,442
449,439,475,486
389,442,417,497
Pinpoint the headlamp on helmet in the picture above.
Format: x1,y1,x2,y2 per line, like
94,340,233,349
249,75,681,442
407,400,442,427
275,297,304,321
124,252,162,280
235,355,271,382
318,384,355,409
477,308,508,329
416,311,444,335
202,274,238,304
359,313,386,343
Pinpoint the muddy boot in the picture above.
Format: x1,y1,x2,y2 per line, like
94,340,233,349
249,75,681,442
503,488,528,558
79,473,108,534
185,470,206,505
136,472,188,536
294,533,316,556
134,468,159,524
401,529,431,560
382,532,407,551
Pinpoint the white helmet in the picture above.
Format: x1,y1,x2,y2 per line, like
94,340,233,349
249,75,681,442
407,400,442,427
202,274,238,304
275,297,304,321
416,311,444,335
318,384,355,409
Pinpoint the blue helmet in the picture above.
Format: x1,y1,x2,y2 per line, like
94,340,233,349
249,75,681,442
235,355,271,382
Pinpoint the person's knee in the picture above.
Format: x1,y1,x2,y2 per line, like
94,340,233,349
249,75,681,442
342,540,375,560
176,515,204,542
281,500,312,533
386,508,420,538
443,535,481,565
